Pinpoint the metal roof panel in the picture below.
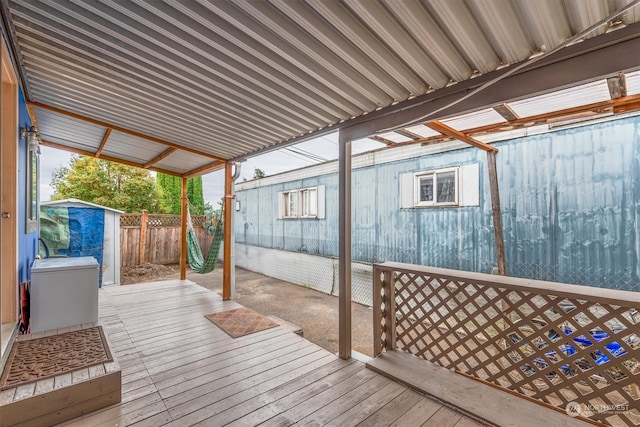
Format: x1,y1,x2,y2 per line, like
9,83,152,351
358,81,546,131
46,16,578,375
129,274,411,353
441,108,506,131
5,0,639,168
35,107,105,149
101,132,168,165
509,80,612,117
626,69,640,95
154,150,216,173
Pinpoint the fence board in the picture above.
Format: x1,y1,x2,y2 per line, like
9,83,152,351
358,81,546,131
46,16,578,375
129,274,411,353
120,215,215,267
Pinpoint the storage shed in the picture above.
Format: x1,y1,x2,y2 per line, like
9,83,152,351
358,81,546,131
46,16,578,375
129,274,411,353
39,199,123,286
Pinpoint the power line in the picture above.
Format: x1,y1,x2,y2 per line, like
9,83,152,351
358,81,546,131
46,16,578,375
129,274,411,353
279,149,318,164
285,146,329,163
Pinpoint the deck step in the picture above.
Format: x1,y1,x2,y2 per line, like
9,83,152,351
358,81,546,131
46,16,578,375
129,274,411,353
367,350,590,427
266,315,303,336
0,324,121,427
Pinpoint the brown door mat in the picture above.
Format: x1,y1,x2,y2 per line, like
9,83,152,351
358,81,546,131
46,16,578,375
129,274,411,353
0,326,113,391
204,307,279,338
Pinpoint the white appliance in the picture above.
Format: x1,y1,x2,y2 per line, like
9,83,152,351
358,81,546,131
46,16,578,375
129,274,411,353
30,256,99,333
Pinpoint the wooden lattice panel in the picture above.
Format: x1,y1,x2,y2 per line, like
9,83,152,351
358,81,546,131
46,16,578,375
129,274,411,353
146,214,181,227
119,214,207,228
374,263,640,426
119,214,141,227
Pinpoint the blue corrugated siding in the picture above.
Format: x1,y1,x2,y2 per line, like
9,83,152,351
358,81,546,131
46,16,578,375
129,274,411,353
500,119,639,288
235,115,640,291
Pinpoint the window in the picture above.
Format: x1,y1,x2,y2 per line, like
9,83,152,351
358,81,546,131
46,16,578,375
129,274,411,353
23,126,40,233
278,185,325,219
283,190,298,218
301,188,317,217
414,167,458,207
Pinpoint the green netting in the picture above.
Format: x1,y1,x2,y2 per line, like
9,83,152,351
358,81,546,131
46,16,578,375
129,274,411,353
187,210,224,274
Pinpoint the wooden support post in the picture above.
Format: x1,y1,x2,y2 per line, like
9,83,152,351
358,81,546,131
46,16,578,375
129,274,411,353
487,151,507,275
223,162,233,301
180,178,187,280
338,133,352,360
139,210,148,265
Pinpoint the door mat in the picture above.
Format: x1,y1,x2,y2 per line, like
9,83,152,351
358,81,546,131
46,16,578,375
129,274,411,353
205,307,279,338
0,326,112,391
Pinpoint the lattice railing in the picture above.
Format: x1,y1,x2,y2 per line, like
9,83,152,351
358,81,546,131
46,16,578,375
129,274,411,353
373,262,640,426
120,214,207,227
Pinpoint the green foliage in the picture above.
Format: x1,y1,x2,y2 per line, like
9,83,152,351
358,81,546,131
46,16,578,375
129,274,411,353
202,201,223,236
157,173,206,215
253,168,266,179
187,176,205,215
157,173,181,214
51,155,166,213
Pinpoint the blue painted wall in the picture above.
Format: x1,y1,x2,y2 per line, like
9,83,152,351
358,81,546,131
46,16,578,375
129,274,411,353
236,115,640,292
2,30,37,285
17,89,38,283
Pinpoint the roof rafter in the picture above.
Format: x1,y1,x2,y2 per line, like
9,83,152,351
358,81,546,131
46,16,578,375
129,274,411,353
425,121,498,152
182,161,226,179
40,139,182,177
95,128,112,158
26,103,39,128
383,93,640,149
369,135,394,146
465,94,640,136
143,147,177,169
29,101,226,162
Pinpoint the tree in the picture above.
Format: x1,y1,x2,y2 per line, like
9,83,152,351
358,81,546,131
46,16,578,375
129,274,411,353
51,155,166,213
253,168,266,179
157,173,205,215
187,176,205,215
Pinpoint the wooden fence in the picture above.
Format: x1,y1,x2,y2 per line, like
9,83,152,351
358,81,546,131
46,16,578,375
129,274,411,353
120,212,215,267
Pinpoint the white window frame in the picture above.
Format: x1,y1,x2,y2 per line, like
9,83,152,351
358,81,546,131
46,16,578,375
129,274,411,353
300,187,318,218
282,190,299,218
279,185,325,219
413,167,459,207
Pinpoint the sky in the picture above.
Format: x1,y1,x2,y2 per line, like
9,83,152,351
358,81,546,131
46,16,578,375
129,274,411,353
39,132,385,207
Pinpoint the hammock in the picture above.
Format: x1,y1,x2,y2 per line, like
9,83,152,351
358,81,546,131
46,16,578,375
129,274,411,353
186,207,224,274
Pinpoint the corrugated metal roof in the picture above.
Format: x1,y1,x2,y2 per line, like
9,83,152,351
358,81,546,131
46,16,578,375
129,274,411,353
627,69,640,95
509,80,612,117
3,0,640,175
441,108,505,132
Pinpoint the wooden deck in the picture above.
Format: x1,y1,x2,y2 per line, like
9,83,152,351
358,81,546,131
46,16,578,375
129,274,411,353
0,323,121,426
55,279,484,427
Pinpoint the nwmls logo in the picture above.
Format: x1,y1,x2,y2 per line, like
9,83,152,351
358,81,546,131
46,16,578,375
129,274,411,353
565,402,581,417
566,401,629,417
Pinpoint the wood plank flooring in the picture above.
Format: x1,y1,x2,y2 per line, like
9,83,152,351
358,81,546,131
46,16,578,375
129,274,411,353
57,280,484,427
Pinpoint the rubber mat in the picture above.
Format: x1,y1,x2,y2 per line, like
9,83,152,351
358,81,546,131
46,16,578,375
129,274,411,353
205,307,278,338
0,326,112,390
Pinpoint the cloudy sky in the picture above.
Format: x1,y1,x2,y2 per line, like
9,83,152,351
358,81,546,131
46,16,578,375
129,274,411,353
39,132,384,207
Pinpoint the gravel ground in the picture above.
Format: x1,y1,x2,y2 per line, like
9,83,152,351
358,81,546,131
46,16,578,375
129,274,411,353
121,264,374,356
